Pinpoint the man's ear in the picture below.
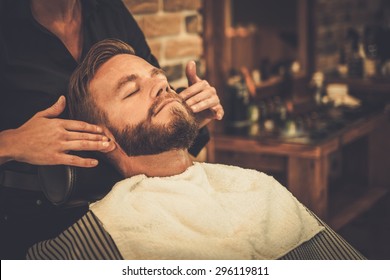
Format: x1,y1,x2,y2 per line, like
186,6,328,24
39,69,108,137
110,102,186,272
100,127,115,150
101,126,137,177
100,126,127,162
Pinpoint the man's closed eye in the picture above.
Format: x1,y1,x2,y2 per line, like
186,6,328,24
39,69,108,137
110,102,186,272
124,88,139,99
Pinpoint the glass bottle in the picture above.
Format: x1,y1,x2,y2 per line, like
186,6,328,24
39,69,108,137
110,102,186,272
346,28,364,79
226,69,250,135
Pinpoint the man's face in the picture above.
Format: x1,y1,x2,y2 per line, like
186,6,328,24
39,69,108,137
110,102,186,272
88,54,198,156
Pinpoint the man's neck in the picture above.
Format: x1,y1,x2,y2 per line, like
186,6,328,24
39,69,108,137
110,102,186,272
116,149,194,178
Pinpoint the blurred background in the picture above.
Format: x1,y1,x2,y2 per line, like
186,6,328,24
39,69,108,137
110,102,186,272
125,0,390,259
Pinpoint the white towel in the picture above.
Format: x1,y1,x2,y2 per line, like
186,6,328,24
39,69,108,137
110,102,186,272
90,162,324,259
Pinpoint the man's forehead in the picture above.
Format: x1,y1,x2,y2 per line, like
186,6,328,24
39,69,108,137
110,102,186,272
96,54,148,76
89,54,145,92
92,54,166,85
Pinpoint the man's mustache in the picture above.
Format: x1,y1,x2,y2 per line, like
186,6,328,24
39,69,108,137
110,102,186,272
148,92,185,118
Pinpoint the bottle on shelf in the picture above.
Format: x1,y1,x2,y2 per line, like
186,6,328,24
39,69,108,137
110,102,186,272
337,46,348,78
241,67,260,137
247,102,260,137
363,25,381,78
281,100,297,138
225,69,251,135
258,99,267,129
310,71,325,106
262,98,276,133
346,28,364,79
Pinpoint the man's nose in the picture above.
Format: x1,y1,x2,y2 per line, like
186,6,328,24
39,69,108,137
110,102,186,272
152,80,170,98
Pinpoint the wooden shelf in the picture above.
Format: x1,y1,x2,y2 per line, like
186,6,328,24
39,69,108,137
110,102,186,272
215,111,387,159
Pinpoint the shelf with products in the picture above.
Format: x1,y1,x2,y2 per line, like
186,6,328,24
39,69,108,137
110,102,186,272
214,109,390,228
215,63,390,228
221,68,312,139
221,64,389,144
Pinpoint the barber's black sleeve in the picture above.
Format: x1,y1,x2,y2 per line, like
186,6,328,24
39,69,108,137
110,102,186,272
188,126,210,157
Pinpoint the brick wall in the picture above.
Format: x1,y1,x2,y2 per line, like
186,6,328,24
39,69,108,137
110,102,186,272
123,0,204,88
315,0,383,73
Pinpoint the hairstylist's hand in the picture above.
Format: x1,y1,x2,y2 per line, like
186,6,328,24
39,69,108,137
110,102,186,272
179,61,224,128
3,96,115,167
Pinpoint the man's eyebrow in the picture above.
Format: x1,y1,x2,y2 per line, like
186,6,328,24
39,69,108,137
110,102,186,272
116,74,137,92
150,68,166,77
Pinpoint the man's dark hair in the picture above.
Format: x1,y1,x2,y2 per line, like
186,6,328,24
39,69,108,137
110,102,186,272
68,38,135,124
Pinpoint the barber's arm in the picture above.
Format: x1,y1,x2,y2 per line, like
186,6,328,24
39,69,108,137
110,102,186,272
0,96,115,167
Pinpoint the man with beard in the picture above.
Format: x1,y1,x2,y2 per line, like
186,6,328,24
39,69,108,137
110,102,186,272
26,39,364,260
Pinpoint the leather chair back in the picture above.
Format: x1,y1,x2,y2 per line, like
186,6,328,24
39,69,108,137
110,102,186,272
38,153,122,206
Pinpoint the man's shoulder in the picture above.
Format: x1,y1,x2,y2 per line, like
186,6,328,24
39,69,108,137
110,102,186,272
199,162,281,192
200,162,275,181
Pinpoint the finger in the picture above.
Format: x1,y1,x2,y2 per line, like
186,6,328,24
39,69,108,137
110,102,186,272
58,154,99,168
100,141,117,153
63,140,114,152
196,105,224,129
185,90,214,107
65,131,109,142
190,95,220,113
211,104,224,120
62,120,103,134
197,105,223,121
179,80,210,100
185,60,201,86
36,95,66,118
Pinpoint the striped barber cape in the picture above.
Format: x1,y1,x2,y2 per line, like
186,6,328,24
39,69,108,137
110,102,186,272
26,210,365,260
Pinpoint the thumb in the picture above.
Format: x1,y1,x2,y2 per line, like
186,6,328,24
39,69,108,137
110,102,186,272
37,95,66,118
185,60,201,86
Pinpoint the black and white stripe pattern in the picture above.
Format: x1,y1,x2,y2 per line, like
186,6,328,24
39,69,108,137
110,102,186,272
280,213,365,260
26,211,365,260
26,211,122,260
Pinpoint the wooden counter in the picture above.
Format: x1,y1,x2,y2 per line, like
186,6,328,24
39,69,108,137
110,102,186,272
214,111,390,230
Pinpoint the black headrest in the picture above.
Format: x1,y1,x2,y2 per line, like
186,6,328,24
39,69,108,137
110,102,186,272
38,153,123,206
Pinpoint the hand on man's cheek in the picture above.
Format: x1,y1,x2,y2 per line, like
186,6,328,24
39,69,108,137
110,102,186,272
179,61,224,128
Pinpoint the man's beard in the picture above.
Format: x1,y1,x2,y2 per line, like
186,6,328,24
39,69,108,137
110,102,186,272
108,94,199,156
